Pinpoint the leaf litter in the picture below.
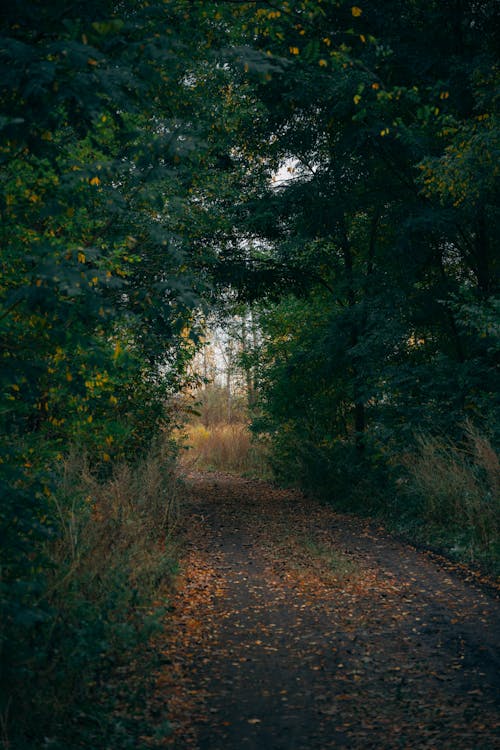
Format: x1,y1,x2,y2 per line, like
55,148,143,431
149,472,500,749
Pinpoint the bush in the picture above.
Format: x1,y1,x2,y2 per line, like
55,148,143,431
266,427,389,514
262,415,499,576
1,440,182,749
192,385,249,427
400,424,500,571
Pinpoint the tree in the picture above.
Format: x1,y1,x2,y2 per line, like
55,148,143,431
209,0,499,495
0,2,252,741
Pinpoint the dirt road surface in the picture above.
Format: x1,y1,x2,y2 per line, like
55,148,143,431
154,472,500,749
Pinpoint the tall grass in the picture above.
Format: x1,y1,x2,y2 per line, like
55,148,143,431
3,441,182,749
402,424,500,570
180,423,272,478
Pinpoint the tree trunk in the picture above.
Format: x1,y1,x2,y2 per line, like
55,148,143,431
226,365,232,423
354,401,366,454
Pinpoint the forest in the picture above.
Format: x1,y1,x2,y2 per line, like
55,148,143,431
1,1,498,747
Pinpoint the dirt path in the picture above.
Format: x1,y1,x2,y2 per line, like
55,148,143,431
154,472,500,749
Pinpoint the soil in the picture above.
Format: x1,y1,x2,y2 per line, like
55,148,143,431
153,472,500,749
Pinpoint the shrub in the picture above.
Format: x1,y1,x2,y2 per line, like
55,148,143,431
1,440,182,749
401,424,500,570
266,427,389,514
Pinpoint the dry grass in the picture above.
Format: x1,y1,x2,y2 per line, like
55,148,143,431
49,440,183,619
4,439,186,746
405,424,500,560
179,422,272,479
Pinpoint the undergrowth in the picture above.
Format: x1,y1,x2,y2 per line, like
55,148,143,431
1,441,182,750
180,423,272,479
262,422,499,578
394,424,500,576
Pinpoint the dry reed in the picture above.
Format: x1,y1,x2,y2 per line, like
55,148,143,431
405,423,499,558
180,422,272,478
50,441,182,607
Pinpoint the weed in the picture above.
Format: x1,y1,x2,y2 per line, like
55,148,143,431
276,529,358,582
301,536,358,579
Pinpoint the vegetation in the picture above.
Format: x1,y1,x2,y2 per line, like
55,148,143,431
181,422,271,478
3,444,181,748
0,1,223,745
1,0,498,746
218,0,499,571
396,425,500,571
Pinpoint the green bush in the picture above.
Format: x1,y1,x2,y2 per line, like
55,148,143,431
267,425,390,515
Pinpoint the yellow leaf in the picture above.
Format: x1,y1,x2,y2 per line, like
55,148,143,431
289,46,299,55
360,34,366,43
372,82,380,90
351,6,362,17
353,94,362,105
90,176,100,186
77,251,86,263
319,59,328,67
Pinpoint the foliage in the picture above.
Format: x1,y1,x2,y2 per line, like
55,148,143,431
0,1,238,745
1,0,499,742
2,443,182,748
396,424,500,574
191,383,249,427
215,1,500,530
